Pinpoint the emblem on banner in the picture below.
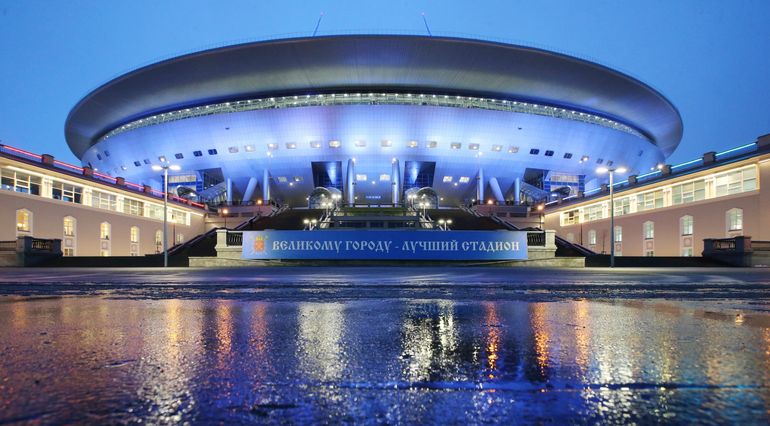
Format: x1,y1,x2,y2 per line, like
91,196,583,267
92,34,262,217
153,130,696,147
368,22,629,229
253,235,266,252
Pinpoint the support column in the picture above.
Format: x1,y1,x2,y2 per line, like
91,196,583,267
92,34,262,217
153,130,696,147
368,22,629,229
346,158,356,205
514,177,521,205
489,177,504,203
476,168,484,203
225,178,233,204
391,158,400,205
262,169,270,203
243,177,258,203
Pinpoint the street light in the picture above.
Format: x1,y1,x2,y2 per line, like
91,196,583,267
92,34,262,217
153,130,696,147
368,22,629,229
596,166,627,268
221,208,229,229
151,162,181,267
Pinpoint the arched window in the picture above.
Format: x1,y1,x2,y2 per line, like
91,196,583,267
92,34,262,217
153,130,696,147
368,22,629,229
588,229,597,245
614,226,622,242
63,216,76,237
16,209,32,234
726,208,743,233
154,230,163,253
130,226,139,243
99,222,111,256
680,215,693,236
643,221,654,240
176,233,184,244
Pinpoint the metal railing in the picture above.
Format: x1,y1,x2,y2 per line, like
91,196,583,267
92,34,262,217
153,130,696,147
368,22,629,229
30,238,54,251
711,238,737,251
0,240,16,252
527,232,546,247
226,231,243,247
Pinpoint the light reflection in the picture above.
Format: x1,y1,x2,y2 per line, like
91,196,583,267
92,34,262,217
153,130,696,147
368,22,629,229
400,301,458,382
529,303,550,375
297,302,347,381
483,302,501,379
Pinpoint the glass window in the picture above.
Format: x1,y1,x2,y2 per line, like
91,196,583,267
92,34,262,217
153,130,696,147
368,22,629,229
637,190,664,211
588,230,597,245
680,215,693,236
130,226,139,243
561,209,579,226
16,209,31,232
123,198,144,216
2,169,41,195
613,197,631,216
176,233,184,244
63,216,76,237
92,191,117,211
672,179,706,205
146,204,164,220
644,221,654,240
51,181,83,203
727,208,743,231
682,247,693,257
100,222,111,240
614,226,622,242
715,167,757,197
63,248,75,257
169,209,187,225
582,204,605,222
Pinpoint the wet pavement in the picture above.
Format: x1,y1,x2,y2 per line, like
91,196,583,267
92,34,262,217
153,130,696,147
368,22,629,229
1,267,770,424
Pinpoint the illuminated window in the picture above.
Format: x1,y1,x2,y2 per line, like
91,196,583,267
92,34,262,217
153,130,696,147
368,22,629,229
643,221,654,240
450,142,462,150
310,141,322,149
123,198,144,216
637,190,664,211
726,208,743,232
228,146,239,153
329,140,341,148
1,169,41,195
130,226,139,243
491,145,502,152
293,176,303,182
91,191,117,211
176,233,184,244
408,140,419,148
715,167,756,197
266,143,277,150
244,144,256,152
583,204,605,222
16,209,31,233
588,229,597,245
286,142,297,149
355,140,367,147
614,226,622,242
508,146,519,154
443,176,453,183
381,140,392,147
379,174,390,181
277,176,288,183
158,156,166,162
458,176,470,183
356,174,368,182
100,222,111,240
155,230,163,253
63,216,76,237
680,215,694,236
468,143,479,151
427,141,438,148
580,155,589,162
51,181,83,203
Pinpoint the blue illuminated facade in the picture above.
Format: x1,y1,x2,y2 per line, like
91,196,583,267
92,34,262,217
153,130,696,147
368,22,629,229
65,35,682,207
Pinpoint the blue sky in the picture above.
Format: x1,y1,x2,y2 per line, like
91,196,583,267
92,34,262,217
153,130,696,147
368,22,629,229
1,0,769,164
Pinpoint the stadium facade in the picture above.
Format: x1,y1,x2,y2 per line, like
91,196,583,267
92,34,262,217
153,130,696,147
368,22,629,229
64,35,683,208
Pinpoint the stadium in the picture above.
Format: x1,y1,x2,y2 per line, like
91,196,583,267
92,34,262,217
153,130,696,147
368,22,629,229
65,35,682,209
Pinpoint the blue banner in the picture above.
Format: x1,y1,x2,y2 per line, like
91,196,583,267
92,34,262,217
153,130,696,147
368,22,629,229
241,230,528,261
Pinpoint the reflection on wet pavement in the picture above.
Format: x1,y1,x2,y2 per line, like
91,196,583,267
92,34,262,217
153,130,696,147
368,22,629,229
2,295,770,424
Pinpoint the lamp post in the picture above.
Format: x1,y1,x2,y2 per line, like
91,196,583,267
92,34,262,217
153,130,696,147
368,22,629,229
221,208,229,229
597,166,627,268
151,162,181,267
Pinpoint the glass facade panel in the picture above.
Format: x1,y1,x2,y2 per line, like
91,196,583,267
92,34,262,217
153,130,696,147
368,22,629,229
1,169,41,195
52,181,83,203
